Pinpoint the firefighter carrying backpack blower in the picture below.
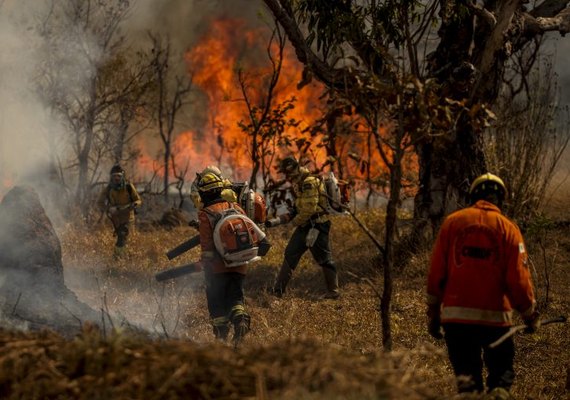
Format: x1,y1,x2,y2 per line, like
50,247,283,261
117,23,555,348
267,156,342,299
196,171,270,345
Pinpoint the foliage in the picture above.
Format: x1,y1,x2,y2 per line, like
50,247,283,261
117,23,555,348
485,58,570,223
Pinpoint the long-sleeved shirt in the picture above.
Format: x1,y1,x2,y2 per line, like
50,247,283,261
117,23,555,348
290,167,329,227
96,182,142,225
427,200,536,326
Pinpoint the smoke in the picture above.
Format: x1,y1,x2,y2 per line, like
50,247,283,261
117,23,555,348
0,2,62,191
124,0,266,49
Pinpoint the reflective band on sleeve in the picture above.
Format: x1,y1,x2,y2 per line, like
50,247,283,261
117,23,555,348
442,306,513,324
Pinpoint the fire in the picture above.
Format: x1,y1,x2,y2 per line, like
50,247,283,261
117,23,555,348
136,17,417,194
182,18,325,180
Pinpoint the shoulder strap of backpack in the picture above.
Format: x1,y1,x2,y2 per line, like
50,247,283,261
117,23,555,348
203,203,237,227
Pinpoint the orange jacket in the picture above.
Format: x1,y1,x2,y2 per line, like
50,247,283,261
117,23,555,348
427,200,536,326
198,200,247,275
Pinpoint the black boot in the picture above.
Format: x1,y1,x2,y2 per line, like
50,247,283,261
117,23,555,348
322,267,340,299
232,314,251,347
271,262,293,297
213,324,230,341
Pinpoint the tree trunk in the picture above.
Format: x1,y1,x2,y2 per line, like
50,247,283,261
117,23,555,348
164,143,170,202
414,115,487,240
250,130,260,190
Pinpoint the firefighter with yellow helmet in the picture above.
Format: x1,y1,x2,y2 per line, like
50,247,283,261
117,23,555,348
97,165,142,257
268,156,339,299
426,172,539,395
196,171,251,345
190,165,236,211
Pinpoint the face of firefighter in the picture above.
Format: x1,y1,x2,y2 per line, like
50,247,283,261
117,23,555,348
111,173,123,185
284,167,301,182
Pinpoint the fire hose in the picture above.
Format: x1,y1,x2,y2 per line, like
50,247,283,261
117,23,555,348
488,315,567,348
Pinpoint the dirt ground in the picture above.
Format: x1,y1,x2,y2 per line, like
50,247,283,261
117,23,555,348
47,203,568,400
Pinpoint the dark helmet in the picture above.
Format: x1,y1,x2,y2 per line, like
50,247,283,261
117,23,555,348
469,173,507,204
277,156,299,175
110,165,125,176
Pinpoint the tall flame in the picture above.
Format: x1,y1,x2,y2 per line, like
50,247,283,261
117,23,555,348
137,17,417,193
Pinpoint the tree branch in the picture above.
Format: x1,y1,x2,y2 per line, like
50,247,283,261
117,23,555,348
523,7,570,36
262,0,353,90
467,2,497,28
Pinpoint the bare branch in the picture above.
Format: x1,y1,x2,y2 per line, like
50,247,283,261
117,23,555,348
523,8,570,36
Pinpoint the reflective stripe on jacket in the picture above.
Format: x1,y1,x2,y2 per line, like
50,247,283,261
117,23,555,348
427,200,535,326
291,167,329,227
198,200,247,275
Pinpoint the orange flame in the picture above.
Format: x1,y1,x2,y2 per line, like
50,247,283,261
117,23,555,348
136,17,417,194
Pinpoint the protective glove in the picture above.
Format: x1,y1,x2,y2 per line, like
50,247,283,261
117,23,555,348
427,304,444,340
523,311,541,333
428,317,444,340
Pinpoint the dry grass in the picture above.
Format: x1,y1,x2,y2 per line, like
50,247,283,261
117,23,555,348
0,208,568,399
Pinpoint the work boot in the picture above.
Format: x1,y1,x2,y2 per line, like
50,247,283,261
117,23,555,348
271,262,293,297
232,314,251,347
322,267,340,299
212,316,230,341
213,324,230,341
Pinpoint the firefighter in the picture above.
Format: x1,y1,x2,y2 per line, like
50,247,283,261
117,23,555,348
426,172,540,395
97,165,142,258
268,156,339,299
196,171,251,345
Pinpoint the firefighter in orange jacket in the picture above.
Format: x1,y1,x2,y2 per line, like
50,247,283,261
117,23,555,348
196,171,251,344
426,173,540,395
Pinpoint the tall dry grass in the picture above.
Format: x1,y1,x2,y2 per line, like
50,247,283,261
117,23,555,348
0,208,567,399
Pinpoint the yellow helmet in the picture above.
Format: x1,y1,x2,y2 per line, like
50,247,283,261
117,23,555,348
202,165,223,177
197,172,225,193
469,173,507,202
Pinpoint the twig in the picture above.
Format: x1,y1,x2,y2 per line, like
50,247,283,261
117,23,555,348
488,315,567,348
11,292,22,316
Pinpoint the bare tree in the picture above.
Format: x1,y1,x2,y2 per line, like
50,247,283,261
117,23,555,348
148,34,193,202
36,0,155,217
485,57,570,222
